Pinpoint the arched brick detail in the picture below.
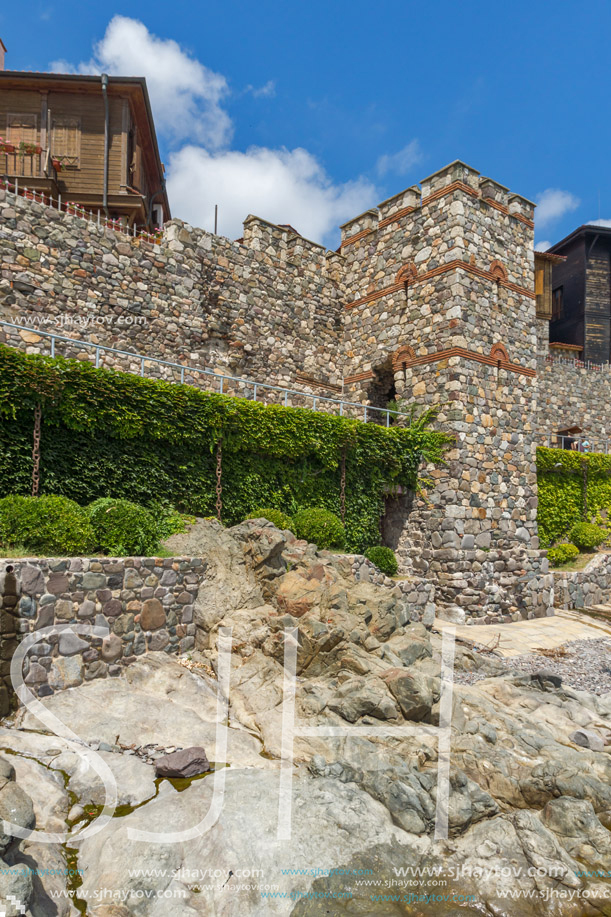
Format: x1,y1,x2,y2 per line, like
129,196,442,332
490,342,509,363
395,263,418,284
391,344,416,369
489,259,508,283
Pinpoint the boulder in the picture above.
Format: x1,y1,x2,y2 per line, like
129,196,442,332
327,679,399,723
569,728,605,751
0,777,35,854
541,797,611,870
0,862,33,914
274,571,325,617
154,746,210,778
381,668,434,721
436,603,466,624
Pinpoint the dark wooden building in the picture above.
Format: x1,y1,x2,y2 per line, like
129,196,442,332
0,54,170,230
547,225,611,364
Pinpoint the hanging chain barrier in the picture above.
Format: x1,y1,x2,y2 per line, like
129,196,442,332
340,449,346,524
31,403,42,497
216,440,223,521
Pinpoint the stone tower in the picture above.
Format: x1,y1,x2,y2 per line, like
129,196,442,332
340,161,546,620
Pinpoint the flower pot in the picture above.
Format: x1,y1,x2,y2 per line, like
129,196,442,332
19,144,42,156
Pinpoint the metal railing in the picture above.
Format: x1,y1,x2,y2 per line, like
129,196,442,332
0,175,161,243
0,320,410,426
538,354,611,373
3,321,610,445
536,432,610,454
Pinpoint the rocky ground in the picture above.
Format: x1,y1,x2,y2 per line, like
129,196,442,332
455,637,611,695
0,519,609,915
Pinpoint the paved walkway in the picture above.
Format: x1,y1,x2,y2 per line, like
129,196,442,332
434,608,611,657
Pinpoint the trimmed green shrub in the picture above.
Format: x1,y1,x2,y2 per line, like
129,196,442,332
0,346,450,553
568,522,608,552
87,498,160,556
547,544,580,567
364,545,398,576
246,508,294,531
292,508,345,549
0,494,95,555
149,503,195,540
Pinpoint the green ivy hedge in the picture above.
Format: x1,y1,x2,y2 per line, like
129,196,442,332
0,346,450,553
537,446,611,547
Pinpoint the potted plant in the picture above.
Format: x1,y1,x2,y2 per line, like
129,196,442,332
19,140,42,156
66,201,86,217
0,136,15,154
51,158,62,172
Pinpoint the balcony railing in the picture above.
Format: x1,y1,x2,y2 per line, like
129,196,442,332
0,148,56,180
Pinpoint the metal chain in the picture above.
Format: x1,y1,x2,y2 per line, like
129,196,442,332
32,403,42,497
340,449,346,524
216,440,223,521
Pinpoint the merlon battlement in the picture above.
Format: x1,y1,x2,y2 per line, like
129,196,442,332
340,160,535,247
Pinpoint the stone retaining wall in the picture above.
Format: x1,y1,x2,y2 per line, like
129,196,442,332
348,554,436,626
552,552,611,610
0,555,205,713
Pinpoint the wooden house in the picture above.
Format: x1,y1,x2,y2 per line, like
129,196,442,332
0,55,170,230
547,225,611,364
535,250,566,321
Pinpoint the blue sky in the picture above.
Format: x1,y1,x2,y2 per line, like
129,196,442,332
3,1,609,247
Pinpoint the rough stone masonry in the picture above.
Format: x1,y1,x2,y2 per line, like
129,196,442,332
0,159,593,620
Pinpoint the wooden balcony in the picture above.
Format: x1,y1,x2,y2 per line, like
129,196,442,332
0,148,59,198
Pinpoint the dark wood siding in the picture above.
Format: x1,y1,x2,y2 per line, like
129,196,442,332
549,237,586,348
584,239,611,363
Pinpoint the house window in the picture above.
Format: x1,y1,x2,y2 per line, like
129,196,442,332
552,286,564,321
51,116,81,168
7,113,38,148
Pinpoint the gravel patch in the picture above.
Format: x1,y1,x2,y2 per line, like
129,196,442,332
455,638,611,695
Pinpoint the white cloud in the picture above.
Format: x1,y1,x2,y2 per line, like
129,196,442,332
534,240,551,251
587,219,611,228
376,140,422,177
166,145,376,246
51,17,377,245
535,188,580,228
245,80,276,99
52,16,232,149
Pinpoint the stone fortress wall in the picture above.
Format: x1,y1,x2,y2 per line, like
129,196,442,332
536,321,611,440
0,189,346,396
1,161,609,621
